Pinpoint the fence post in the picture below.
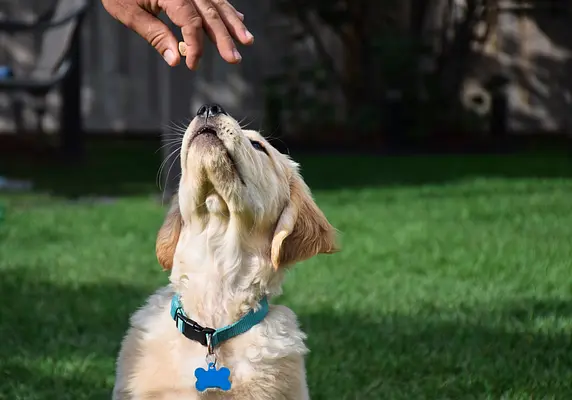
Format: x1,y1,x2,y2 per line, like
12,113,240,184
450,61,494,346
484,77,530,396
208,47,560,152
60,25,83,162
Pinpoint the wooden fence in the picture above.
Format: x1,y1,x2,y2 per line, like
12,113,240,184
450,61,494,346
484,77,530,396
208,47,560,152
0,0,317,134
0,0,571,135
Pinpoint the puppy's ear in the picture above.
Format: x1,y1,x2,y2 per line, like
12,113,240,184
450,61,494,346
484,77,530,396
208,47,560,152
270,172,338,269
156,194,182,270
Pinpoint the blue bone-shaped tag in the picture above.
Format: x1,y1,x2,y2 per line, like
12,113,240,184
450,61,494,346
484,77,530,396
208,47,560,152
195,363,231,392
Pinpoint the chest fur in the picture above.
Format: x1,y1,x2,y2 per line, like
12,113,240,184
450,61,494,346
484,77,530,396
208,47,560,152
123,292,308,399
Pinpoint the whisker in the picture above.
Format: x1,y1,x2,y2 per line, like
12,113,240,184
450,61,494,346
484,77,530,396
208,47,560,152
157,139,184,147
155,138,183,154
161,120,189,136
157,120,188,190
237,116,248,126
165,150,181,188
157,146,181,190
161,129,186,137
164,119,187,129
160,148,182,204
240,118,255,130
264,129,290,155
157,136,184,144
161,126,185,133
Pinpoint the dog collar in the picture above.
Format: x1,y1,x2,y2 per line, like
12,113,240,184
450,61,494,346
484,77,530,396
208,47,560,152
170,294,269,349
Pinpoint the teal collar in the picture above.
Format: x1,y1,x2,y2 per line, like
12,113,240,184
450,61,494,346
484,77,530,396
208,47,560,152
170,294,269,349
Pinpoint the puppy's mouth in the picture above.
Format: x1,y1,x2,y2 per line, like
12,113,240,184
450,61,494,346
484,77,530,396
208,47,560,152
197,126,217,136
188,125,245,185
190,125,218,143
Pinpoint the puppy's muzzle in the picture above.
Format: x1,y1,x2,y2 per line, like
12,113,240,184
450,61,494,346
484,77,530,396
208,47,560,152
189,103,228,144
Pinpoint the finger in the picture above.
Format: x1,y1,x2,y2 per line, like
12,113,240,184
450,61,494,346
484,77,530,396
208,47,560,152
226,3,244,21
178,34,203,70
193,0,241,63
162,0,205,69
212,0,253,45
102,0,180,66
181,25,203,70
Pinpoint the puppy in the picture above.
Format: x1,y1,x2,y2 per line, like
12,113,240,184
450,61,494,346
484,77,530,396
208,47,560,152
112,104,338,400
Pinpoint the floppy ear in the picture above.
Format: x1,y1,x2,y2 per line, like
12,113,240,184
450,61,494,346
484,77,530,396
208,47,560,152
270,172,338,269
156,194,182,270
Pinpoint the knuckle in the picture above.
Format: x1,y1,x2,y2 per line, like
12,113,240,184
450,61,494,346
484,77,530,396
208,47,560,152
203,6,220,20
188,14,203,29
148,30,168,48
222,33,233,44
138,24,169,48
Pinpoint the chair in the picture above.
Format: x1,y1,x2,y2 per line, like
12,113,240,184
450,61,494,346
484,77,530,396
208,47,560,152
0,0,90,162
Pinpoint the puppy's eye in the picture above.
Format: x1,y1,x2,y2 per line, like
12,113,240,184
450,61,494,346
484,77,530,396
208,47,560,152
250,140,267,154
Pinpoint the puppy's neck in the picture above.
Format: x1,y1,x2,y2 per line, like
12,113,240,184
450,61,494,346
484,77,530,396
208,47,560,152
169,215,283,328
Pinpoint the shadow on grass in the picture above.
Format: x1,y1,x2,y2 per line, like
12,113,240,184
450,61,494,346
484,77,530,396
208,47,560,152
301,302,572,399
0,139,571,197
2,265,572,399
0,140,165,198
0,267,154,400
295,152,572,191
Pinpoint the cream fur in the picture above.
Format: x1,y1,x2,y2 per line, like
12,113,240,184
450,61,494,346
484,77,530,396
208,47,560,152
112,112,338,400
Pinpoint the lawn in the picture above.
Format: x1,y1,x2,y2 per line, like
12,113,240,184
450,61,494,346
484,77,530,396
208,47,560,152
1,143,572,399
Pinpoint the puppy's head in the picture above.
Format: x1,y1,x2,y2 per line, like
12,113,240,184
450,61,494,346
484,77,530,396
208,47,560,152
156,104,338,271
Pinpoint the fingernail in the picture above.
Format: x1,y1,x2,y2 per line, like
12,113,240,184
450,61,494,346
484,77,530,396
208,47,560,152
233,49,242,62
163,49,176,65
237,11,244,20
245,29,254,42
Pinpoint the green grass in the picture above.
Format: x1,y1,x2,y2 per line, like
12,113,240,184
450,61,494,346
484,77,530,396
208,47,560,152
1,143,572,399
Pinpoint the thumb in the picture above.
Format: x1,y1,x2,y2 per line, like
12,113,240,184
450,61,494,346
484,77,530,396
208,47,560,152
113,5,181,66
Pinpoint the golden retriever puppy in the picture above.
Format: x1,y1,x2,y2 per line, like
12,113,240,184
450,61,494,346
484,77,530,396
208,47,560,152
112,104,338,400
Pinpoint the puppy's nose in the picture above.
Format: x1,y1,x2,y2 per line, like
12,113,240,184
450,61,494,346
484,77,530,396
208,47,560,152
196,103,227,118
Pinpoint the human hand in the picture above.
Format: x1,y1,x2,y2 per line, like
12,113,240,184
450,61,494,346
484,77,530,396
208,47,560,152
101,0,254,70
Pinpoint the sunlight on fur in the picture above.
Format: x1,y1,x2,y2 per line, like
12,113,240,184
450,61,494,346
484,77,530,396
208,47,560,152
113,107,338,399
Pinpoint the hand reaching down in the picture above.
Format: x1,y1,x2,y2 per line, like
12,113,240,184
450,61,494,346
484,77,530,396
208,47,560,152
101,0,254,70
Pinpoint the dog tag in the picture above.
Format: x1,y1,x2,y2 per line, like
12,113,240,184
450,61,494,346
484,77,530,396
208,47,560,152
195,362,231,392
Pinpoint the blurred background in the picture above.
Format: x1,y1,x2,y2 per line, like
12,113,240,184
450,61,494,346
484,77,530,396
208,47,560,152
1,0,572,399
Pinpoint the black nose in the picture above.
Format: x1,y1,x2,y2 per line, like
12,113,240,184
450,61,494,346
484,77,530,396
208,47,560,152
196,103,227,118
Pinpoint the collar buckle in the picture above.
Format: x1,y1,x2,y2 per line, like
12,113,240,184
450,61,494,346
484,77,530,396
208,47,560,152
174,311,215,347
